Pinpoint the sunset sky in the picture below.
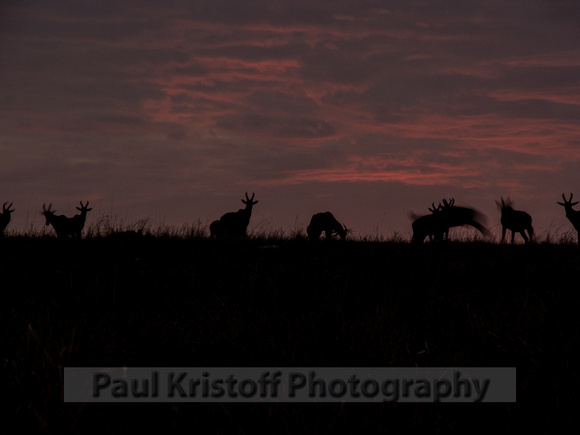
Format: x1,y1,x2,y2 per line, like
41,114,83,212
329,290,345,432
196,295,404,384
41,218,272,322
2,0,579,239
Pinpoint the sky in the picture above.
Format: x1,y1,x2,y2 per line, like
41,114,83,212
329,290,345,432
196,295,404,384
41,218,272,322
1,0,580,239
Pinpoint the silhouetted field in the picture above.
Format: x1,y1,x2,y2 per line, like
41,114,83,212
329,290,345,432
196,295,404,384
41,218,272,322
2,234,578,433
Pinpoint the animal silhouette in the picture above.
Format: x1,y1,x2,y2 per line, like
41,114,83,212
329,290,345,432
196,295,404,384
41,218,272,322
42,201,92,238
557,193,580,244
437,198,490,240
307,212,348,241
495,197,534,243
412,198,489,243
210,192,259,238
411,202,447,243
0,202,15,236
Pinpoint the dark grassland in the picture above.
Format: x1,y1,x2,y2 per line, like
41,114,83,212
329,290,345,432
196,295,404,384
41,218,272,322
1,234,579,433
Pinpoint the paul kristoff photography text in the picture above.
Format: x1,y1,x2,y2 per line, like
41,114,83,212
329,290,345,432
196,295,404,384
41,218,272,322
64,367,516,403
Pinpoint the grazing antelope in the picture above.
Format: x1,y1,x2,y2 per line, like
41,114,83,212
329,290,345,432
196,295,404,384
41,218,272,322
557,193,580,244
437,198,490,240
307,212,348,241
210,192,259,238
411,203,447,243
495,197,534,243
0,202,15,236
42,201,92,238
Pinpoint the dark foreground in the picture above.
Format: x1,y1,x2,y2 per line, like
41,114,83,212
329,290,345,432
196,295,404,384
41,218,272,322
1,236,578,433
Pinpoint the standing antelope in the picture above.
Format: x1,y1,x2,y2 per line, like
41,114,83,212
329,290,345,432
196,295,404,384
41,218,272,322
42,201,92,238
210,192,259,238
411,203,447,243
495,197,534,243
307,212,348,241
0,202,15,236
557,193,580,244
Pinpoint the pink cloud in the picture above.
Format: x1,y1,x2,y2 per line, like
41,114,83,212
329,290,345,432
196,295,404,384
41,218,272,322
488,88,580,106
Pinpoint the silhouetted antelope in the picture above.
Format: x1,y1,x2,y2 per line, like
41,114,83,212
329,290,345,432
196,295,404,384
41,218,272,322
411,203,447,243
42,201,92,238
210,192,259,238
307,212,348,241
0,202,15,236
557,193,580,244
495,197,534,243
438,198,490,240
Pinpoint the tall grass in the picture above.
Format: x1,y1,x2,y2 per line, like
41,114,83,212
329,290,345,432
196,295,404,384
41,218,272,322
3,212,579,245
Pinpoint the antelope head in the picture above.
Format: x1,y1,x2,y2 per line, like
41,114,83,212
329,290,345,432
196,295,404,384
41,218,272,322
558,193,580,243
428,202,442,214
42,203,56,225
77,201,92,215
441,198,455,209
337,223,348,240
0,202,14,233
557,193,579,212
496,196,513,211
242,192,258,209
2,202,14,215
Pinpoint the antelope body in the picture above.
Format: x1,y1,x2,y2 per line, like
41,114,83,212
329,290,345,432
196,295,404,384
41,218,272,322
210,192,258,238
411,203,447,243
42,201,92,238
307,212,348,241
437,198,489,240
557,193,580,244
0,202,15,236
495,197,534,243
411,198,489,243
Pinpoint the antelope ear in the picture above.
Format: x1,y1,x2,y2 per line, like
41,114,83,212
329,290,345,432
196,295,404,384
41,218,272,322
572,201,579,206
557,202,565,206
76,207,81,211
